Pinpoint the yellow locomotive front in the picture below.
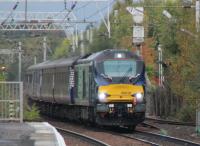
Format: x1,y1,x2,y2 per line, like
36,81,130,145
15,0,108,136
94,50,146,128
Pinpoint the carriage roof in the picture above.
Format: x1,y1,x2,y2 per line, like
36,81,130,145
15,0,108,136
27,49,142,71
27,57,78,70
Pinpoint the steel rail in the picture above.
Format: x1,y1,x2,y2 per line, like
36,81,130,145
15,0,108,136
102,127,160,146
146,117,195,126
118,133,159,146
141,122,161,130
134,130,200,146
55,126,110,146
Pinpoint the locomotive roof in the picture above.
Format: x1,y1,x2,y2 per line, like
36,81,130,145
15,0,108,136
77,49,143,63
27,49,143,70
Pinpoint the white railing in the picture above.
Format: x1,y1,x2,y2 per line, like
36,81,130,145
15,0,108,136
0,82,23,123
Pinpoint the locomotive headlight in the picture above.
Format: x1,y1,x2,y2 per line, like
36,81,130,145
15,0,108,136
135,93,144,103
98,92,108,102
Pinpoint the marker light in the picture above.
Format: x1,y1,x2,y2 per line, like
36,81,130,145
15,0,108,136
109,104,114,108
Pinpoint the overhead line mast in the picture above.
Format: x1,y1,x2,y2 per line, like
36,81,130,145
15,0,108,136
0,0,112,54
1,1,19,25
25,0,27,21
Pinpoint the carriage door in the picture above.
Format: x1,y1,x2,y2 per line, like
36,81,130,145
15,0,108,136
69,67,75,103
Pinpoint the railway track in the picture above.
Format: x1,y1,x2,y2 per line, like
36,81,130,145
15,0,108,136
140,122,161,130
55,126,110,146
46,117,200,146
146,117,195,126
101,124,200,146
117,133,159,146
46,117,155,146
138,118,200,146
125,130,200,146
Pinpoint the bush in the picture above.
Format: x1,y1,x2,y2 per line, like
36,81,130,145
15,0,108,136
24,103,41,121
146,65,154,78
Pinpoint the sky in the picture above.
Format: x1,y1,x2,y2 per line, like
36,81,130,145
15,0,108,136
0,0,114,31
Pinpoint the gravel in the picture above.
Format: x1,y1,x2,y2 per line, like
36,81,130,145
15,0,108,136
47,119,150,146
62,133,93,146
145,121,200,144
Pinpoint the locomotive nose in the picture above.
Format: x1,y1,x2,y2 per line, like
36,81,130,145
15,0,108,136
98,84,144,103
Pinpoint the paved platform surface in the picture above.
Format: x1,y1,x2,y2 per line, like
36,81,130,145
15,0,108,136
0,122,65,146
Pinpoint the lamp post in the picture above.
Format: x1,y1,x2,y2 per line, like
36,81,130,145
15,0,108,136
158,45,163,87
18,42,22,82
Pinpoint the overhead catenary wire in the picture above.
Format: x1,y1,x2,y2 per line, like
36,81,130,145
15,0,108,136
140,5,193,8
62,1,77,23
54,2,90,22
64,0,67,10
74,2,91,12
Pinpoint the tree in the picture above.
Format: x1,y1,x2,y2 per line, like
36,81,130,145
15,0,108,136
53,39,71,59
144,0,200,121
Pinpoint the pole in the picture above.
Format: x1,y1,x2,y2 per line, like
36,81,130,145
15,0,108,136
43,37,47,62
18,42,22,81
161,47,163,86
107,0,111,38
64,0,67,10
95,0,111,38
140,44,143,56
158,45,160,86
20,82,23,123
34,56,37,65
136,44,141,56
196,0,200,32
89,28,93,44
75,25,78,48
25,0,27,21
72,34,75,53
80,30,85,56
158,45,163,87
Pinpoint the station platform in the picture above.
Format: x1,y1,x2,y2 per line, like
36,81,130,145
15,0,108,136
0,122,66,146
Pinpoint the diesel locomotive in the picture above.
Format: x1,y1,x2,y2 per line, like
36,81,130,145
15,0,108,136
25,49,146,129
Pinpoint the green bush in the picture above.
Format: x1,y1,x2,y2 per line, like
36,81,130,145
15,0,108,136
24,104,41,121
146,65,154,78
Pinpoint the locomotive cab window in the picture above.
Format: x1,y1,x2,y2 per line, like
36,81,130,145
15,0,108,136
95,59,144,84
96,60,138,77
103,60,137,77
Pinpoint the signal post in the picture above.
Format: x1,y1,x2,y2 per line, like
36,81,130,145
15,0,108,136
126,7,144,56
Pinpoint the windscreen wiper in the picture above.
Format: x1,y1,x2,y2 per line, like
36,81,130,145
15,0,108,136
129,73,140,82
100,73,112,82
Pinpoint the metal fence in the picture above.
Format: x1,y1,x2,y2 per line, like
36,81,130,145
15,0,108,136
0,82,23,123
196,100,200,135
